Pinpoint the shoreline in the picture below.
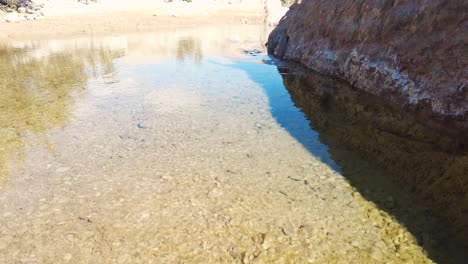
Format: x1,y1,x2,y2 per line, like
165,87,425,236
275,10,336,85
0,9,265,41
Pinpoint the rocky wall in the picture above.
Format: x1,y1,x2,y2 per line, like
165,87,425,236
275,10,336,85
267,0,467,126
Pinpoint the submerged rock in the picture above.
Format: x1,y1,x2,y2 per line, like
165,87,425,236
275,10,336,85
267,0,467,127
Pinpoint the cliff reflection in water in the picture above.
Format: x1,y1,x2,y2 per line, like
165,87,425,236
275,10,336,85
279,63,468,259
0,44,122,185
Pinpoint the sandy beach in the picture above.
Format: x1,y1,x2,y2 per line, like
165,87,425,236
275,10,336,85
0,0,267,40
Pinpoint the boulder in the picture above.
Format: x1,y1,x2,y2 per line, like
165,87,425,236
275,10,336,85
4,12,26,22
267,0,468,128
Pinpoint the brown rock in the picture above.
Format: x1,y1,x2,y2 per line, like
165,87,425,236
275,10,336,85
267,0,468,126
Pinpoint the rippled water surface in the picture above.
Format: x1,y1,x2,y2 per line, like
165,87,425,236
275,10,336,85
0,25,466,263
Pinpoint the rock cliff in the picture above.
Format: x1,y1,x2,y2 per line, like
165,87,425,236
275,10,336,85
267,0,467,126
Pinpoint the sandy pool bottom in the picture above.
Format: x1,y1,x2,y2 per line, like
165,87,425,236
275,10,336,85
0,25,432,263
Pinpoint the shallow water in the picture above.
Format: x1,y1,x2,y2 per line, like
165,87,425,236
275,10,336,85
0,25,466,263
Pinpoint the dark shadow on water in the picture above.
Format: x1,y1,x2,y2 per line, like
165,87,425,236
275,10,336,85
211,56,341,172
219,55,468,264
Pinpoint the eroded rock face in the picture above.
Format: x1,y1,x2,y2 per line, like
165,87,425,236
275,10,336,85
267,0,468,126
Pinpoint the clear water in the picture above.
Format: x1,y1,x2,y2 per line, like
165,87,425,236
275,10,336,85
0,25,465,263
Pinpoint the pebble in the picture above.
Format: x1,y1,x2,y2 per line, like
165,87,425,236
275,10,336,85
370,248,384,260
56,167,71,173
4,12,26,23
63,253,72,261
281,223,294,236
0,240,8,250
65,234,76,242
19,258,38,264
25,14,36,21
208,188,223,198
375,240,387,249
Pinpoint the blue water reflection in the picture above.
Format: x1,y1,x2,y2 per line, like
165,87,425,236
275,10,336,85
211,56,341,172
